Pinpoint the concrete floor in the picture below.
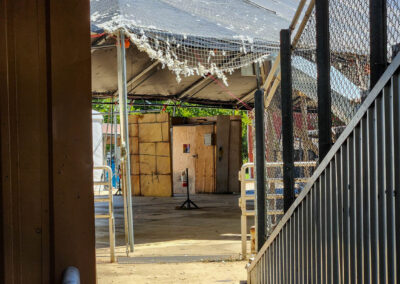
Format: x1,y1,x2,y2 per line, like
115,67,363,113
95,193,253,283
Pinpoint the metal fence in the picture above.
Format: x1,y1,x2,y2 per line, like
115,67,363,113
248,45,400,284
252,0,400,239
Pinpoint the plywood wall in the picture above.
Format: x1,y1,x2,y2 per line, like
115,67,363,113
228,119,242,193
129,113,172,196
172,115,242,194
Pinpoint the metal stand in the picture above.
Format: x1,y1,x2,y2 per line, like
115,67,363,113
179,168,199,209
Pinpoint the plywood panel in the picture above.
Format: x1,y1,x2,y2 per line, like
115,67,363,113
156,142,170,156
138,113,157,123
172,126,196,194
216,116,231,193
131,175,141,195
140,175,172,196
157,156,171,174
194,125,216,193
129,137,139,154
139,154,156,175
129,123,138,137
130,155,140,175
128,113,172,196
139,142,156,155
156,112,169,122
138,123,163,142
228,120,242,193
161,122,169,141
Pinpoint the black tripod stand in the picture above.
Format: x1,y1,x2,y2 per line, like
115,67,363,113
179,168,199,209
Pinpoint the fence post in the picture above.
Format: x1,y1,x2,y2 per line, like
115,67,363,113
254,88,266,250
280,29,295,212
117,30,135,252
316,0,331,162
254,89,266,250
370,0,387,88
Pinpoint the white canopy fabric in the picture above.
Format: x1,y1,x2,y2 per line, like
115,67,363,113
91,0,301,83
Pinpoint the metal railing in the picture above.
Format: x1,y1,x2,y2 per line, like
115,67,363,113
247,52,400,283
94,166,116,263
239,163,257,259
239,161,316,259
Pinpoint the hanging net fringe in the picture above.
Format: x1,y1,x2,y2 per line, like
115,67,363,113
90,0,298,85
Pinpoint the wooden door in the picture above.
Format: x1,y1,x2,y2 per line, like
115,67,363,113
172,126,196,194
194,125,216,193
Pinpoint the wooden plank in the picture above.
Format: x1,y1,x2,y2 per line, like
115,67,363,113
130,155,140,175
140,175,172,196
156,142,170,157
139,154,156,175
139,142,156,155
228,119,242,193
130,175,141,196
194,125,216,193
216,116,231,193
138,123,163,142
137,113,157,123
156,156,171,174
129,137,139,154
129,123,138,137
133,113,172,196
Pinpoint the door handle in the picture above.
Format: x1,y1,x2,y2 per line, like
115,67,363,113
192,154,198,158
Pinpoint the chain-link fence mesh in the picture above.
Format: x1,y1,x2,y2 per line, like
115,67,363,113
388,0,400,61
256,0,400,236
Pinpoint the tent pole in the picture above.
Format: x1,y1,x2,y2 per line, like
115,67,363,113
117,29,134,252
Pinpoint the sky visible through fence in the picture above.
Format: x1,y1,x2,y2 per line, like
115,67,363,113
253,0,400,236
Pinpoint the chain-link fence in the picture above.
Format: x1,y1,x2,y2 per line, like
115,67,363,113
256,0,400,236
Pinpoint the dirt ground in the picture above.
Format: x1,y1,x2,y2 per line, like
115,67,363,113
95,194,253,283
97,261,248,284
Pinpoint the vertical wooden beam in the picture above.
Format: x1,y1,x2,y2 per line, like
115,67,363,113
0,0,96,282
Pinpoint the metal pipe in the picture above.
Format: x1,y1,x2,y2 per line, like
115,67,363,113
91,101,238,110
316,0,331,162
370,0,387,89
254,89,266,250
62,266,80,284
280,29,295,212
117,30,134,252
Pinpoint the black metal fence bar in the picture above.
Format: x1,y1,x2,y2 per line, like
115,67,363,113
247,51,400,284
280,29,295,212
370,0,387,88
255,89,266,250
316,0,332,162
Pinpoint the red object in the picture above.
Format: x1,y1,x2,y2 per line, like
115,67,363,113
124,39,130,48
182,181,188,187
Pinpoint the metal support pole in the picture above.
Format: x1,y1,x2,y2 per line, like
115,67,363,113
370,0,387,88
280,29,295,212
254,89,266,250
316,0,331,162
117,30,134,252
